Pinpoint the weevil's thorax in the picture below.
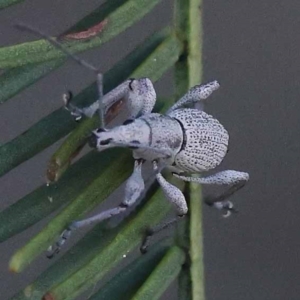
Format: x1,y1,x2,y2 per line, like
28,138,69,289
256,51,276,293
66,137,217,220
108,119,151,145
132,113,183,161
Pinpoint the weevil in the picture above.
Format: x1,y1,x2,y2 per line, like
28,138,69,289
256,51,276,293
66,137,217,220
15,23,249,257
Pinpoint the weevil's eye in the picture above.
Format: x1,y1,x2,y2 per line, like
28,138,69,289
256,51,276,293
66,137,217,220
128,78,135,91
129,140,140,149
100,138,113,146
96,128,106,133
123,119,134,125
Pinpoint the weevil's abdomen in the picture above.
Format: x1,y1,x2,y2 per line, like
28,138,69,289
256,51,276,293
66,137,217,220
169,108,229,173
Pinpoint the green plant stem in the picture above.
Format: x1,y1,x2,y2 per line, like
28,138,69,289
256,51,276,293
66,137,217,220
174,0,205,300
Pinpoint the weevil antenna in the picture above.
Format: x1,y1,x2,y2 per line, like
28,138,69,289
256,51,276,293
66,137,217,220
15,22,105,127
15,23,99,72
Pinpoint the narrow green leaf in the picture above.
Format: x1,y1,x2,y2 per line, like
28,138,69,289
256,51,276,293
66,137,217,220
0,149,125,243
0,0,23,9
89,239,171,300
11,183,161,300
0,0,138,104
132,246,185,300
43,179,184,300
0,59,64,104
0,28,170,178
9,150,134,272
0,0,163,68
50,33,183,179
12,222,120,300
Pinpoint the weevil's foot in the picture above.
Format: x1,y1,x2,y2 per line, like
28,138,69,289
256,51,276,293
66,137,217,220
63,91,83,122
205,198,238,218
140,227,154,254
46,226,73,259
214,200,238,218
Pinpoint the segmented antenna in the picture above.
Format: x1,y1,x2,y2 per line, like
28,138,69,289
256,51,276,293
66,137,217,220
15,23,105,128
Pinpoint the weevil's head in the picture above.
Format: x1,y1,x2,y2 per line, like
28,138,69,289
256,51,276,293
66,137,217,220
88,118,150,152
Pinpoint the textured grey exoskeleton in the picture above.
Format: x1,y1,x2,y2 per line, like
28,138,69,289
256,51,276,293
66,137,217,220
15,23,249,258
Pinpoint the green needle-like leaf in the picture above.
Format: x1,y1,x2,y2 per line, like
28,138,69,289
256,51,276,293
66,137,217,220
0,0,163,68
0,0,23,9
0,149,125,243
132,246,185,300
11,184,161,300
9,150,134,272
89,239,171,300
43,179,183,300
11,222,121,300
0,59,64,104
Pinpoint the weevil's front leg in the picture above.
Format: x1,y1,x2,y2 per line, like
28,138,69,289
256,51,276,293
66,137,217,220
140,161,188,253
64,77,156,123
126,77,156,118
47,159,145,259
173,170,249,217
63,80,132,122
167,80,220,113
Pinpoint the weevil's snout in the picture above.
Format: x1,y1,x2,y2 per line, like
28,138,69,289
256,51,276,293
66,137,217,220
88,132,98,148
88,128,113,151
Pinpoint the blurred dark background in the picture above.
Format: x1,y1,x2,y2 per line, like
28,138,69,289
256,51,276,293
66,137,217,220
1,0,300,299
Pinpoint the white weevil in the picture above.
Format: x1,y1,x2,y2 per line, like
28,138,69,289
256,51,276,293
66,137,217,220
15,24,249,257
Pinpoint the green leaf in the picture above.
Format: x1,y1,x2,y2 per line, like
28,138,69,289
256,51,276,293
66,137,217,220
11,223,121,300
89,239,171,300
0,0,153,104
132,246,185,300
9,150,134,272
49,33,183,180
0,0,163,68
43,179,183,300
0,27,171,178
11,184,161,300
0,149,125,243
0,59,64,104
0,0,23,9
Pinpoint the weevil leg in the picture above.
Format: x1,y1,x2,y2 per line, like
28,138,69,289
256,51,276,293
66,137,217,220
14,24,156,124
140,161,188,253
64,77,156,123
63,80,131,121
46,159,145,259
173,170,249,216
166,80,220,113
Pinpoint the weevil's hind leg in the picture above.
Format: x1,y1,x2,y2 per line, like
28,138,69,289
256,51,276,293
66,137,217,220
204,180,246,217
166,80,220,113
173,170,249,217
140,161,188,253
46,159,145,259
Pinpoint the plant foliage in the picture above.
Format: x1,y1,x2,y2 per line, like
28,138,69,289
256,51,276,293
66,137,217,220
0,0,205,299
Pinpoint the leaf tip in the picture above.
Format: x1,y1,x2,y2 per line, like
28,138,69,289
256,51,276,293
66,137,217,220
61,19,108,40
43,292,56,300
